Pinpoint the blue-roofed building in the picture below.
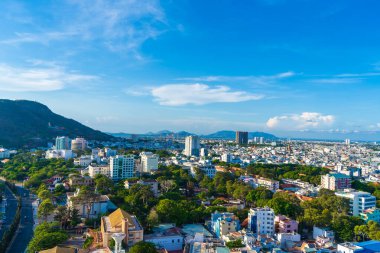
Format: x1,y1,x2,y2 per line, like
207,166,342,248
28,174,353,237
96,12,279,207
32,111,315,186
337,240,380,253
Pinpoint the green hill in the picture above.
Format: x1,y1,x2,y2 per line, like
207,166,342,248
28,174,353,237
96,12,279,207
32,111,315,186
0,99,113,148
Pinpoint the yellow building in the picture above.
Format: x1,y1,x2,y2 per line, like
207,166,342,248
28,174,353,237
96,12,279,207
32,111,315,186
100,208,143,248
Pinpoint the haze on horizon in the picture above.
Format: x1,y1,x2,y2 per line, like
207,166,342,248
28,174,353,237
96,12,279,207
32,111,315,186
0,0,380,141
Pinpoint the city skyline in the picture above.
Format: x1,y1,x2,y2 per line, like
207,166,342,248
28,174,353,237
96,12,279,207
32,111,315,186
1,0,380,140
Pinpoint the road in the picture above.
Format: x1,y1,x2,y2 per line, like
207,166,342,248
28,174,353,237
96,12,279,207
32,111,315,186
5,187,34,253
0,183,17,239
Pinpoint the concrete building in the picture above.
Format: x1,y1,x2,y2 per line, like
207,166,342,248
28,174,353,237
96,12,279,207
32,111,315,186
211,212,240,238
277,233,301,249
221,153,232,163
88,164,111,178
45,149,73,160
140,152,159,173
321,173,351,191
313,226,335,241
200,148,208,157
248,207,275,235
184,135,200,157
144,224,184,251
0,148,10,159
124,179,159,197
71,137,87,151
74,155,92,167
110,155,135,181
68,175,94,187
236,131,248,145
55,136,71,150
256,177,280,192
335,189,376,216
275,215,298,233
100,208,143,248
360,207,380,223
337,241,380,253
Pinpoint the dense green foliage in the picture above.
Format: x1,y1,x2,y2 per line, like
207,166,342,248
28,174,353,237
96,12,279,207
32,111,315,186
27,222,68,253
246,163,330,185
128,241,157,253
226,239,245,249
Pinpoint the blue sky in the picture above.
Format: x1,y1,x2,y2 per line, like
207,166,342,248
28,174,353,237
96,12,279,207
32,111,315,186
1,0,380,140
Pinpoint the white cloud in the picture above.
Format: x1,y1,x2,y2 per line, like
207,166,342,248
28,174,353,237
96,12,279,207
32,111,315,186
178,71,296,83
151,83,263,106
0,63,97,92
266,112,335,130
310,78,361,84
1,0,167,59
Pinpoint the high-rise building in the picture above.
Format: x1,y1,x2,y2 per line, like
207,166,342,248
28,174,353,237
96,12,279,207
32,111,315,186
200,148,208,157
140,152,159,173
345,139,351,145
71,137,87,151
110,155,135,181
236,131,248,145
335,189,376,216
248,207,275,235
184,135,200,156
321,173,351,191
55,136,71,150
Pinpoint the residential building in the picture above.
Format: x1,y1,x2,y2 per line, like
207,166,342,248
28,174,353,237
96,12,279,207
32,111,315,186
193,161,217,178
256,177,280,192
71,137,87,151
88,164,111,178
275,215,298,233
200,148,208,157
236,131,248,145
74,155,93,167
335,189,376,216
360,207,380,223
124,179,159,197
211,212,240,238
144,224,184,251
313,226,335,241
39,246,88,253
248,207,275,235
321,173,351,191
67,188,116,218
184,135,200,157
337,241,380,253
221,153,232,163
277,232,301,249
100,208,143,248
45,149,73,160
140,152,159,173
68,175,94,187
0,148,10,159
55,136,71,150
110,155,135,181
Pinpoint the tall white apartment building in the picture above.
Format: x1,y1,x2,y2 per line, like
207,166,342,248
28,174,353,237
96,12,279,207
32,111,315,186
88,164,111,178
71,137,87,151
110,155,135,181
140,152,159,173
184,136,200,157
248,207,275,235
221,153,232,163
0,148,10,159
335,189,376,216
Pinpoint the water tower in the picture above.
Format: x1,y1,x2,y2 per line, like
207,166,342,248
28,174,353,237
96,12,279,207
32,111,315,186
111,233,126,253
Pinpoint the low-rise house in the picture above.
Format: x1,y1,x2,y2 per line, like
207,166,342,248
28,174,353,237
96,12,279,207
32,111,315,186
67,189,116,219
124,179,159,197
68,175,94,188
275,215,298,233
88,164,111,178
144,224,184,251
100,208,143,248
211,212,241,238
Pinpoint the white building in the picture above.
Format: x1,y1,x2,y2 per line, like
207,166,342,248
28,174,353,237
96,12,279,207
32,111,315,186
110,155,135,181
196,161,216,178
74,155,93,167
71,137,87,151
200,148,208,157
335,189,376,216
248,207,275,235
221,153,232,163
184,136,200,157
88,164,111,178
0,148,10,159
277,233,301,249
256,177,279,192
45,149,73,160
140,152,159,173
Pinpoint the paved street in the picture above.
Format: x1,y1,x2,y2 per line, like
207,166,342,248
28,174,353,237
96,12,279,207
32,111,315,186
5,187,34,253
0,183,17,240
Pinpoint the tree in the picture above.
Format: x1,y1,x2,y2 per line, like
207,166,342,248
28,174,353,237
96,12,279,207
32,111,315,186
159,180,177,194
38,189,52,201
94,174,114,194
129,241,157,253
27,222,68,253
72,186,100,219
38,199,54,221
226,239,244,249
54,206,69,229
147,209,159,229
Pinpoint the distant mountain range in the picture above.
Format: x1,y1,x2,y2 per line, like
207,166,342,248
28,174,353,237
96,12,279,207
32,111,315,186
109,130,278,140
0,99,114,148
